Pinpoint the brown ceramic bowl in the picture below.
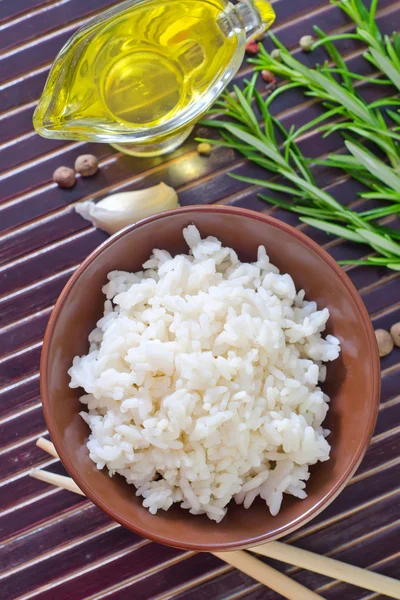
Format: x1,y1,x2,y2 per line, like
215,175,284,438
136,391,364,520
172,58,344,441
41,206,380,551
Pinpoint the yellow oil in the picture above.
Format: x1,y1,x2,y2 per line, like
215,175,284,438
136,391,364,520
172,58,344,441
35,0,240,139
253,0,275,30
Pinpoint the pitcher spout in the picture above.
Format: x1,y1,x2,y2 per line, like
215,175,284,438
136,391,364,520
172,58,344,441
235,0,275,40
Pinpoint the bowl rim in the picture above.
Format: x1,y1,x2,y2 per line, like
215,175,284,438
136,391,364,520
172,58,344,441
40,205,381,551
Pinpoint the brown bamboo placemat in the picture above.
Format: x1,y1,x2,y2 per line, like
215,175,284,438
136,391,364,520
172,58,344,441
0,1,399,598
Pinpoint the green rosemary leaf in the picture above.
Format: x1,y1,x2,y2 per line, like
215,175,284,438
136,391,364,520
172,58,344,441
281,52,374,124
369,48,400,91
289,150,314,184
311,33,360,51
372,225,400,241
330,0,354,20
300,218,365,242
286,107,343,144
264,83,304,109
387,109,400,125
369,0,379,28
320,67,391,85
359,191,400,202
284,127,294,162
356,230,400,256
247,155,281,173
346,142,400,193
363,257,400,264
338,260,383,266
340,258,399,267
244,73,258,104
357,29,381,51
359,205,400,220
312,155,365,170
369,97,400,109
374,107,396,141
273,119,315,184
313,25,354,91
200,119,236,130
269,31,288,51
254,88,275,141
385,35,400,71
221,123,288,169
233,85,260,133
393,32,400,62
259,194,340,219
229,174,305,197
354,0,371,23
279,171,345,212
328,124,400,157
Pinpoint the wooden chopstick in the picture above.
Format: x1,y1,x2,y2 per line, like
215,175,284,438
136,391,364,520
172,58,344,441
29,470,320,600
33,437,400,599
213,551,322,600
36,436,59,459
251,542,400,600
32,437,321,600
30,468,86,496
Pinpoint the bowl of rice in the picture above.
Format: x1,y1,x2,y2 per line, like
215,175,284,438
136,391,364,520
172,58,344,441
41,205,380,551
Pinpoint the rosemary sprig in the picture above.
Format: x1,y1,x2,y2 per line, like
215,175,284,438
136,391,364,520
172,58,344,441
249,33,400,169
198,76,400,270
312,0,400,92
247,0,400,182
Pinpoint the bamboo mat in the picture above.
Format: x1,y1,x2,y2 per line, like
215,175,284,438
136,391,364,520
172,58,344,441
0,0,399,598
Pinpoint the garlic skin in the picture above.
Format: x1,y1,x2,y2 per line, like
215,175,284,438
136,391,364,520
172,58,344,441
75,182,179,235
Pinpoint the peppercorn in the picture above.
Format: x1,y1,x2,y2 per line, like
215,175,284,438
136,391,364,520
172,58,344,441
53,166,76,189
74,154,99,177
261,69,276,84
299,35,315,52
375,329,394,357
390,322,400,347
245,40,259,55
197,142,212,157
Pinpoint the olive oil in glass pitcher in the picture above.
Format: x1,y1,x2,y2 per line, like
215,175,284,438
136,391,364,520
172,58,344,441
33,0,275,157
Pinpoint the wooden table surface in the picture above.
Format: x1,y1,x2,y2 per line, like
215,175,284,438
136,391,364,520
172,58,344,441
0,1,399,599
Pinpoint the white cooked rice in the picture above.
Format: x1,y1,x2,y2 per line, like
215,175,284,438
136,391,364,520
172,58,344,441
69,226,340,522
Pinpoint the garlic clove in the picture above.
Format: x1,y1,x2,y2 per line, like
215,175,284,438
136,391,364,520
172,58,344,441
75,182,179,235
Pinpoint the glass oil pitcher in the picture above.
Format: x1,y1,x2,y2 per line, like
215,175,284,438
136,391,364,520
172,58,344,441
33,0,275,158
